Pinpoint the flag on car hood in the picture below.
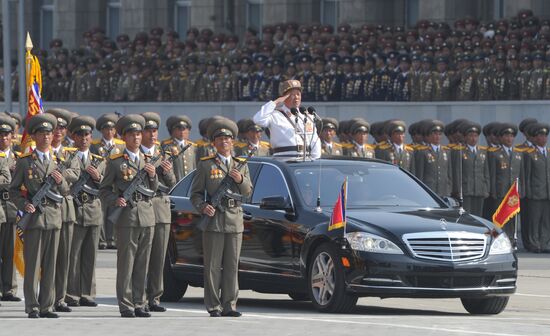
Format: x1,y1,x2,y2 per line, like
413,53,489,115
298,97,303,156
492,179,520,228
328,177,347,232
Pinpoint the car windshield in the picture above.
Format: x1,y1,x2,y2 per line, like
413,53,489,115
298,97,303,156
292,163,442,209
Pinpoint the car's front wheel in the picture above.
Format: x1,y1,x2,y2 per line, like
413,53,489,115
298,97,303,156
308,243,357,313
461,296,510,314
160,258,188,302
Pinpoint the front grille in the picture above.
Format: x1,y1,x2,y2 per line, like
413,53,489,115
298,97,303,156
402,231,487,262
404,275,495,288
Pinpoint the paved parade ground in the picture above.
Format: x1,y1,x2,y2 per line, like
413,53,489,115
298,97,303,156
1,251,549,336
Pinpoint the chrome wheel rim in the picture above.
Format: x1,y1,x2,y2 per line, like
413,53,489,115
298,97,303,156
311,252,335,306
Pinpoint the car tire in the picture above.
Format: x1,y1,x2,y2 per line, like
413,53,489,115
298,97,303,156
461,296,509,315
288,292,310,301
160,258,188,302
308,243,357,313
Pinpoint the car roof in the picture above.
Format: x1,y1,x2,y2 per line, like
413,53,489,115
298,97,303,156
247,156,399,170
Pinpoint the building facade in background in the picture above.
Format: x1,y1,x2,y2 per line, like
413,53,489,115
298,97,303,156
2,0,550,50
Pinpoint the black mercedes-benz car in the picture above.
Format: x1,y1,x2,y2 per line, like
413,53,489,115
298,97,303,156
164,157,517,314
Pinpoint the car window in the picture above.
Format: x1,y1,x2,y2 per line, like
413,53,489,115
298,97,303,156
251,164,290,204
170,170,196,197
292,164,441,208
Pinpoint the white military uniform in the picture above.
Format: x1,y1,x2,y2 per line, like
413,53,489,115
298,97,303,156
253,101,321,159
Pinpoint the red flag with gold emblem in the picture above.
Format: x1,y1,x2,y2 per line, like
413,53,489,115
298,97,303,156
492,180,520,228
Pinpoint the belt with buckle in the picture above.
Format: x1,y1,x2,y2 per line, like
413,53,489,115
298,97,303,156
78,192,97,204
1,191,9,201
222,198,240,208
272,145,311,154
132,192,151,203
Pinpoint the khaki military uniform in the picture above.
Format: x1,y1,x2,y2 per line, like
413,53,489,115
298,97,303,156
9,151,70,314
190,155,252,313
66,153,106,303
0,150,18,297
233,141,271,157
419,71,434,101
433,71,453,101
414,145,452,197
161,138,196,181
457,68,476,101
342,142,375,158
487,146,526,237
321,142,343,157
99,150,158,314
195,138,217,162
143,144,177,306
524,147,550,251
451,145,489,216
375,142,415,172
475,68,493,100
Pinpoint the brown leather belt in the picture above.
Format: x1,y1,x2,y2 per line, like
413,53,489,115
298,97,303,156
273,145,310,154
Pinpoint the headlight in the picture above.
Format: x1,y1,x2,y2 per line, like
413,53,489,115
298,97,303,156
345,232,404,254
489,233,513,255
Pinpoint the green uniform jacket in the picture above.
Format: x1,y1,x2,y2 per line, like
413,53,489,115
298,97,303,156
524,147,550,200
74,153,106,226
375,142,415,172
9,151,70,230
414,145,452,197
99,150,159,228
488,146,526,198
55,146,81,224
2,150,19,223
451,145,490,197
161,138,196,182
233,141,271,157
190,155,252,233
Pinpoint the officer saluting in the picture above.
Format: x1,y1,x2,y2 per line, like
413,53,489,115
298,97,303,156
10,114,69,318
99,114,158,318
253,79,321,159
190,117,252,317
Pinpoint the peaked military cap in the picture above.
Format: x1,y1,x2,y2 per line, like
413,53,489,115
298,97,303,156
96,113,119,130
166,115,192,132
461,121,482,135
526,123,550,137
279,79,302,95
386,120,407,134
322,118,339,131
28,113,57,134
424,120,445,136
207,117,238,141
498,123,518,136
141,112,161,129
116,114,145,135
0,114,15,133
69,115,96,134
519,118,538,133
350,119,370,134
45,108,73,128
8,112,21,126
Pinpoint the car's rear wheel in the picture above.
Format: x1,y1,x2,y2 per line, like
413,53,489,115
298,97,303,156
288,292,310,301
160,258,188,302
461,296,509,315
308,243,357,313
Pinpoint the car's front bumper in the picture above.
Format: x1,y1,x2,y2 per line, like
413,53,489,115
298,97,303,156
343,250,517,298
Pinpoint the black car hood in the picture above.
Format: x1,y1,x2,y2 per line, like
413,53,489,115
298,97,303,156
345,207,494,237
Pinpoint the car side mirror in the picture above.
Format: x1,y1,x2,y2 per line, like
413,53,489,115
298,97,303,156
442,196,460,208
260,196,290,211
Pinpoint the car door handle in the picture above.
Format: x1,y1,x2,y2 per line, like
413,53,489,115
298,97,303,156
243,212,252,220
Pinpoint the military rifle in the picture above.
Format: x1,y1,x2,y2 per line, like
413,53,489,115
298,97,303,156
156,142,192,193
17,150,78,230
70,144,114,206
197,147,255,230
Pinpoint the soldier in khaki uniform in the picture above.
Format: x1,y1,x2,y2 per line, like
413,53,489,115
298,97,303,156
342,119,375,158
8,112,22,150
319,118,343,157
141,112,177,312
195,118,218,161
414,120,452,198
46,108,80,313
190,117,252,317
10,114,70,318
90,113,125,250
66,116,105,307
233,119,271,157
0,115,21,302
375,120,414,172
451,122,489,216
99,114,158,318
523,123,550,252
161,115,196,182
487,124,526,238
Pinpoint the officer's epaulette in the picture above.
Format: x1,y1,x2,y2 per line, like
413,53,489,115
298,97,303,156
377,143,392,150
487,147,500,152
19,152,32,158
260,141,271,148
110,153,124,160
91,139,102,145
451,144,466,151
365,144,375,150
447,143,458,149
441,145,451,150
54,155,65,162
525,147,536,153
195,139,209,147
91,153,104,160
200,155,216,161
513,147,528,153
514,144,527,149
341,143,354,149
478,146,488,150
161,138,174,145
233,157,247,162
113,138,125,145
333,142,343,148
0,152,6,158
404,144,415,151
63,147,78,152
415,145,429,151
234,141,248,148
154,140,160,146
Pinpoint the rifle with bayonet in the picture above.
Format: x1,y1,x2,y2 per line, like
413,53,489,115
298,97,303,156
197,147,256,230
107,152,164,224
16,151,78,230
70,144,114,206
156,142,192,193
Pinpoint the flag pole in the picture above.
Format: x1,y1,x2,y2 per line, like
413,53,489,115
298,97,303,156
343,176,348,236
513,177,519,250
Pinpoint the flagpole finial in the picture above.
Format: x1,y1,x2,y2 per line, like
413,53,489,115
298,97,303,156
25,32,33,51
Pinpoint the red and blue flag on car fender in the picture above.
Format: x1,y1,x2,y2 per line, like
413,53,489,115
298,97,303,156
328,177,347,232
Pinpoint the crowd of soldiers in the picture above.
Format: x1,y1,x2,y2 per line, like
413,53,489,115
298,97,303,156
3,9,550,102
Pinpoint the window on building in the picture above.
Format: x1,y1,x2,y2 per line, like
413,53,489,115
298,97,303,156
246,0,262,33
40,0,54,49
406,0,419,28
107,0,121,40
175,0,191,37
493,0,504,19
320,0,339,28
